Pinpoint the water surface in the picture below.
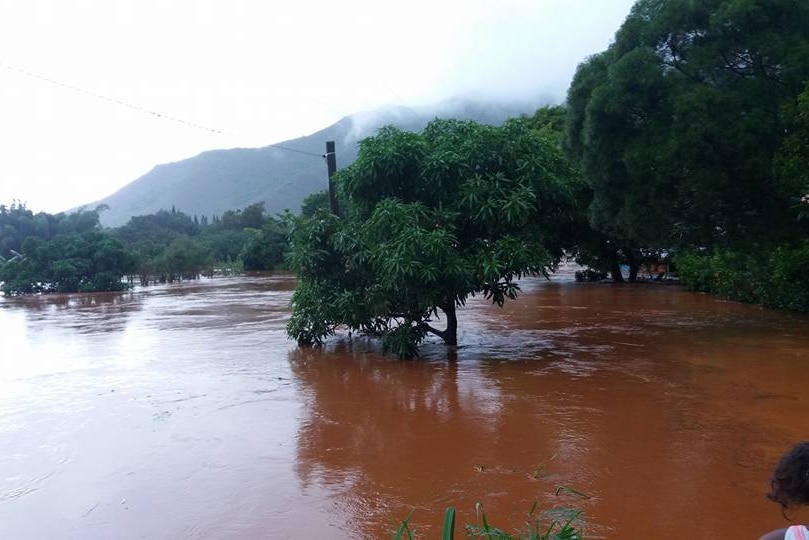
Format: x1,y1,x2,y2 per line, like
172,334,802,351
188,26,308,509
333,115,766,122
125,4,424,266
1,274,807,538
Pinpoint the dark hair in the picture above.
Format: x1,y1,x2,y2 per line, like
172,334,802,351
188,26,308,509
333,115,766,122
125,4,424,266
768,441,809,510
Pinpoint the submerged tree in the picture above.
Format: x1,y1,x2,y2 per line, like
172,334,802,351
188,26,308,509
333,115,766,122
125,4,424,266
0,231,134,295
287,118,580,357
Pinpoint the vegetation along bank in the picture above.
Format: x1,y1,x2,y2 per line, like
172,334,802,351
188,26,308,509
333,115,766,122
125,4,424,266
2,0,807,357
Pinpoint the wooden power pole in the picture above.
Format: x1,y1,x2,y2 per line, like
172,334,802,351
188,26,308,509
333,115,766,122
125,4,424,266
325,141,339,216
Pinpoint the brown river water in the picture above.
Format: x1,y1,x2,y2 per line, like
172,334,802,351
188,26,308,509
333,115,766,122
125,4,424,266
1,273,808,539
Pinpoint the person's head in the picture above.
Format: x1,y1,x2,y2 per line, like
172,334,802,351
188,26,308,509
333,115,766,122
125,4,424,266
768,441,809,512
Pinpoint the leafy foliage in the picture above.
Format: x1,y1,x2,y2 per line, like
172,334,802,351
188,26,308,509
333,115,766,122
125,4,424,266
110,203,292,284
677,243,809,314
241,216,292,271
0,202,105,261
299,190,330,218
776,82,809,225
0,203,137,294
288,118,581,357
394,494,585,540
0,200,294,294
565,0,809,249
1,231,134,294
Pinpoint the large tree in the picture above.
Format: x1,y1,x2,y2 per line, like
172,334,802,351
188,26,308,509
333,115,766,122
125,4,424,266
287,117,580,357
565,0,809,250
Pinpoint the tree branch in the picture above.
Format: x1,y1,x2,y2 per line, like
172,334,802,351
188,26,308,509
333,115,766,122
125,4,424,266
421,322,446,340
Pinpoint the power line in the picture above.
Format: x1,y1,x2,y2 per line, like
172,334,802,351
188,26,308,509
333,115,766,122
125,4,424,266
0,60,226,135
264,143,323,158
377,82,424,124
0,60,323,158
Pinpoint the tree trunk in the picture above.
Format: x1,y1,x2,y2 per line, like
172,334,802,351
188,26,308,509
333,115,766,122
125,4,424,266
441,303,458,346
625,249,639,282
610,254,624,283
424,303,458,345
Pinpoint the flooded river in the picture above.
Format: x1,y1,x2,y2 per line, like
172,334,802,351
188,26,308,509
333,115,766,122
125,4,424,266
1,273,808,538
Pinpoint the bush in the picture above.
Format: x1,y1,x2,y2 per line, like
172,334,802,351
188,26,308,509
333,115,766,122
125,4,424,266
574,268,607,282
677,242,809,314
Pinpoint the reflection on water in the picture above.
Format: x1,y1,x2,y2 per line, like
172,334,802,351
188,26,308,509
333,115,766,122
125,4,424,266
1,275,808,538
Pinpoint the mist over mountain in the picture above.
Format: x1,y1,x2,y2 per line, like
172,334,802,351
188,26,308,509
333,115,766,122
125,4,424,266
88,97,544,227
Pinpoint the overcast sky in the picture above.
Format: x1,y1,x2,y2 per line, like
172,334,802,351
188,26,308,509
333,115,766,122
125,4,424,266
0,0,636,213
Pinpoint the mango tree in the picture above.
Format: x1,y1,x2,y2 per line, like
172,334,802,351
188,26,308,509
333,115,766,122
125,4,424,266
287,118,581,358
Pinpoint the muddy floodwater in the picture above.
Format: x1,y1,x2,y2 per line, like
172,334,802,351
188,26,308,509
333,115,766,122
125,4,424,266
1,273,808,539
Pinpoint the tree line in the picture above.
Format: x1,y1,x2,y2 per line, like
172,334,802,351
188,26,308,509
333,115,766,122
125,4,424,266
564,0,809,312
287,0,809,357
0,198,325,295
3,0,807,357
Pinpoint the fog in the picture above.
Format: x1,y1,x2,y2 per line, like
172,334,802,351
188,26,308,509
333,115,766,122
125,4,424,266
0,0,636,213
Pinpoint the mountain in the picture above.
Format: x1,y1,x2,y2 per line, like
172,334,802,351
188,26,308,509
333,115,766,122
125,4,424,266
88,98,543,227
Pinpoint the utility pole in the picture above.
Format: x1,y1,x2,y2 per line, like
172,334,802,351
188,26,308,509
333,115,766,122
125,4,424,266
325,141,339,216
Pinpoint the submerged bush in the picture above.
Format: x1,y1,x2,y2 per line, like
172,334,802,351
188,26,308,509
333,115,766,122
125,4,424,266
574,268,607,282
677,242,809,314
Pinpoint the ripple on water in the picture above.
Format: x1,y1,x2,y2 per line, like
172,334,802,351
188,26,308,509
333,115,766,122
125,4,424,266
1,274,809,539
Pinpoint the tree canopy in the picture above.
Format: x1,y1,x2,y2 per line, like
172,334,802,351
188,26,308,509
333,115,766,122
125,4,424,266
565,0,809,249
0,201,296,294
287,117,581,357
1,231,134,295
0,203,135,294
0,202,106,261
776,82,809,225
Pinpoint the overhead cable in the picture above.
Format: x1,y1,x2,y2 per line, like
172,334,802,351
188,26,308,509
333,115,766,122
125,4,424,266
0,60,323,158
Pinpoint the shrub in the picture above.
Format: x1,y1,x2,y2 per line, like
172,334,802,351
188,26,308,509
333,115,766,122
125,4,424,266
677,242,809,314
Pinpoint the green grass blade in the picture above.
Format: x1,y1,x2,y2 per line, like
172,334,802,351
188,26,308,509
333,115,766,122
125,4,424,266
393,509,415,540
442,507,456,540
481,507,491,532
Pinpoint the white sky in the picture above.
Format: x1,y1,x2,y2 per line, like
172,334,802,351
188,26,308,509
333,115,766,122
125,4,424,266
0,0,635,213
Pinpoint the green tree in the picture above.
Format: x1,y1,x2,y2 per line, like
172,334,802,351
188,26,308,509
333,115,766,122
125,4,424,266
57,206,104,235
241,217,290,271
565,0,809,250
287,118,580,357
527,105,567,136
115,209,199,244
0,231,134,295
299,190,330,218
776,82,809,226
113,208,203,284
215,202,267,231
200,229,249,262
155,236,211,281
